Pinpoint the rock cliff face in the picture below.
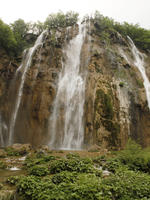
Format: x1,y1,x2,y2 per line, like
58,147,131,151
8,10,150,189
0,22,150,149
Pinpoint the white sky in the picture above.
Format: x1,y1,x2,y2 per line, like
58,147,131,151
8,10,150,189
0,0,150,29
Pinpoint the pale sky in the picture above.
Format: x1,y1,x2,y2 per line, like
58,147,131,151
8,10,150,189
0,0,150,29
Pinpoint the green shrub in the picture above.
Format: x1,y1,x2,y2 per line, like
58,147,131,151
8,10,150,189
5,147,20,156
7,176,21,185
102,158,124,173
28,165,49,176
49,158,93,174
24,153,56,168
17,176,41,199
52,171,78,184
102,169,150,199
45,11,79,29
116,139,150,173
92,11,150,50
0,19,17,55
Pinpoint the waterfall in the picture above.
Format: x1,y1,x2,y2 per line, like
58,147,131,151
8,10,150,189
8,30,47,146
128,37,150,109
48,24,86,150
0,114,4,146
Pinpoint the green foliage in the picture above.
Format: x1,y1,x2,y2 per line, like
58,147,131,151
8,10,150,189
45,11,79,29
7,145,150,200
7,176,21,185
116,139,150,173
95,89,114,120
17,176,41,199
119,82,124,87
92,11,150,50
114,22,150,50
0,19,17,55
102,169,150,199
0,161,6,169
28,165,49,176
24,153,56,168
11,19,30,55
102,157,126,173
5,147,20,156
11,19,28,38
52,171,78,184
93,11,114,33
66,153,80,159
17,173,105,200
49,157,93,174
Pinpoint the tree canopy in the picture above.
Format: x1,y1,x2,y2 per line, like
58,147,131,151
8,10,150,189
0,11,150,57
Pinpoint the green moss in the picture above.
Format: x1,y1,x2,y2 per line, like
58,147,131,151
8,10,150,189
136,79,144,88
119,82,124,87
102,120,120,146
95,89,114,120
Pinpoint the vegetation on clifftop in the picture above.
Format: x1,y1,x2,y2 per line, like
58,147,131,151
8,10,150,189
0,10,150,57
92,11,150,51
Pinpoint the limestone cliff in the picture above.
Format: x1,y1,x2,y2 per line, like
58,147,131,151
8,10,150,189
0,22,150,149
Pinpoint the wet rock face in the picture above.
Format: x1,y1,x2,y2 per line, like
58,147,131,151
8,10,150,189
0,23,150,149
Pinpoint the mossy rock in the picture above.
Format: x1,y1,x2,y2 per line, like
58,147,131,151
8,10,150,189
102,119,120,146
95,89,114,120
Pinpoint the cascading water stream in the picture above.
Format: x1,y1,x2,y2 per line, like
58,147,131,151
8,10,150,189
49,24,86,150
0,114,4,147
8,30,47,145
128,36,150,109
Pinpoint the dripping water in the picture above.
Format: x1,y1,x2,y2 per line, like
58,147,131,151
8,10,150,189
128,36,150,109
48,24,87,150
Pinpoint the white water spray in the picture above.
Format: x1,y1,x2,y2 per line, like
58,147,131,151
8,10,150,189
8,31,47,145
128,36,150,109
49,25,86,150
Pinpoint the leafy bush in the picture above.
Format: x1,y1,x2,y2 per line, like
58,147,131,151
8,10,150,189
102,157,124,173
7,175,21,185
45,11,79,29
102,169,150,199
115,139,150,173
17,176,41,199
0,19,17,55
114,22,150,50
52,171,78,184
17,173,105,200
5,147,20,156
92,11,150,50
49,158,93,174
28,165,49,176
24,153,56,168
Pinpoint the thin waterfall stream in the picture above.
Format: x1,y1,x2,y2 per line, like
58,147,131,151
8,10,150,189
8,31,47,145
48,24,86,150
128,36,150,109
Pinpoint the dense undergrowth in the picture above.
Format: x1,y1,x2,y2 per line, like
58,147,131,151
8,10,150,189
0,10,150,58
3,139,150,199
